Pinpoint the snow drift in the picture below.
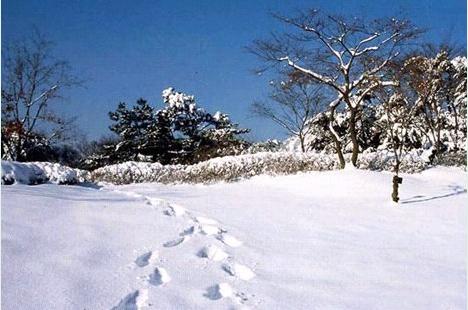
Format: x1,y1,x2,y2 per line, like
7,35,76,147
2,167,466,309
1,161,90,185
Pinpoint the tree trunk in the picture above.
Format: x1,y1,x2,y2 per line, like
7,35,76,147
299,134,306,153
336,146,346,169
349,109,359,167
449,99,459,151
391,162,402,203
330,136,345,169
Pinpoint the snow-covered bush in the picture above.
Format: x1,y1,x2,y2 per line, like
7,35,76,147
90,148,449,185
90,152,339,184
431,150,467,168
356,150,428,173
1,161,90,185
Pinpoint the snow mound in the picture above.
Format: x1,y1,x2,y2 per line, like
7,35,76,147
1,161,90,185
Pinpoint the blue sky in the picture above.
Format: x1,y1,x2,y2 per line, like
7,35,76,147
2,0,466,141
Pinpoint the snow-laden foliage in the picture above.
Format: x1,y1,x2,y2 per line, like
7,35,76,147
90,150,435,185
91,152,338,184
242,139,283,154
250,10,422,167
87,88,249,169
403,52,466,154
160,87,250,163
1,161,90,185
284,54,467,166
356,150,429,173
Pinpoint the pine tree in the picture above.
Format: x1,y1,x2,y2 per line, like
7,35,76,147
160,88,249,163
107,98,173,163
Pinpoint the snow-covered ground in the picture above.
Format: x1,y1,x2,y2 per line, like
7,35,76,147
2,167,466,309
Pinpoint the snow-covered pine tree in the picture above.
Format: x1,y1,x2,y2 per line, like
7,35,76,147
160,87,249,163
107,98,172,163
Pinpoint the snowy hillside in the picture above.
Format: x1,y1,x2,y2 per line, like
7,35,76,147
2,167,466,309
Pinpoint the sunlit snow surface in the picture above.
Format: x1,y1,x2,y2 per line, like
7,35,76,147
2,167,466,309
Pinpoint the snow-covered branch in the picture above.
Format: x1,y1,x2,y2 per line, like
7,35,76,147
279,56,343,94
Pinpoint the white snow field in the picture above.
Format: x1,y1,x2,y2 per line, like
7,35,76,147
1,167,466,309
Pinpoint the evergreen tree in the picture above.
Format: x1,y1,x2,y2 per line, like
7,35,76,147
107,98,173,163
160,88,249,163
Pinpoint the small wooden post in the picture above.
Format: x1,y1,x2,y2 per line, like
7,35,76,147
391,175,403,203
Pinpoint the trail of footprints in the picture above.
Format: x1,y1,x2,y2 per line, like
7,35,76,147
112,192,255,309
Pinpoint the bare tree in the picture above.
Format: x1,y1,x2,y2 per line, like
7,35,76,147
1,30,80,161
252,76,325,152
249,9,421,168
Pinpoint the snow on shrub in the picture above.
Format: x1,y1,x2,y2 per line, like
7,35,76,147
1,161,90,185
4,149,459,186
90,150,439,185
91,152,339,184
356,150,428,173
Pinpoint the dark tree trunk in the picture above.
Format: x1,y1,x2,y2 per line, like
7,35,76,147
349,108,359,167
299,134,306,153
391,162,402,203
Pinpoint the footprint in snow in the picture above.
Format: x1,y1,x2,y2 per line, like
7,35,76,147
205,283,234,300
223,263,255,281
180,225,199,236
111,288,148,310
134,251,154,268
205,284,250,306
164,204,186,217
217,233,243,248
163,236,189,247
163,224,201,247
198,245,229,261
148,267,171,286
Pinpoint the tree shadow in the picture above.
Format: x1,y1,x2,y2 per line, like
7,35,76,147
401,185,467,204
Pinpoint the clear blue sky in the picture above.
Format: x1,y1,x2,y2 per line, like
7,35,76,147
2,0,466,141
